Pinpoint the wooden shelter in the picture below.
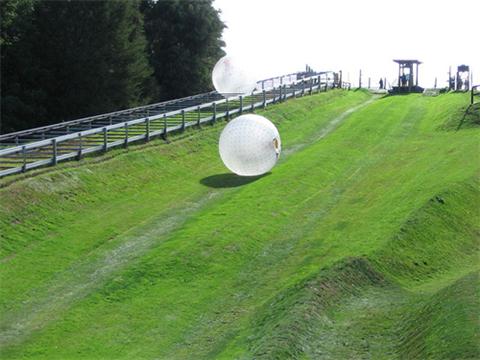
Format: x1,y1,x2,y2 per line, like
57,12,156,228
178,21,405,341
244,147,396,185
390,59,424,94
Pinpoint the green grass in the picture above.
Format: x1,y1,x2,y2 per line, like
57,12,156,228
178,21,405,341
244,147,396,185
0,89,478,359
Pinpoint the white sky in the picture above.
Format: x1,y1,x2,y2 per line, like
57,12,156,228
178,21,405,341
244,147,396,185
214,0,479,88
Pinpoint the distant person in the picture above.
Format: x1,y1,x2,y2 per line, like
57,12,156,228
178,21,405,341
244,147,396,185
379,78,384,89
401,74,407,87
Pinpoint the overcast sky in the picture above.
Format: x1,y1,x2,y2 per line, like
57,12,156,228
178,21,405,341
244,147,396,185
214,0,479,88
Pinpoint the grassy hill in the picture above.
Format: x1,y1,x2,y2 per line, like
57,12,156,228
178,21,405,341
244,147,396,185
0,89,478,359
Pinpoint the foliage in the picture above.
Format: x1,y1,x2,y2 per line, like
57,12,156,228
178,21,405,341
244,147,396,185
141,0,225,101
1,0,225,134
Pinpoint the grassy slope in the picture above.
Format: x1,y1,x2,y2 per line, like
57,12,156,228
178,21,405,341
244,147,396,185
0,90,478,359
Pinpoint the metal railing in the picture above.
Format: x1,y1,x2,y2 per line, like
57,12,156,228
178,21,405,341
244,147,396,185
471,85,480,105
0,73,342,178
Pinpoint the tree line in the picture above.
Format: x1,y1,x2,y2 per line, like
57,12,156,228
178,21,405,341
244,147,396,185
0,0,225,134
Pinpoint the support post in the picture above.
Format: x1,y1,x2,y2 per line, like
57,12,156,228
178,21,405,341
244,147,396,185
197,106,201,127
212,102,216,124
415,63,419,87
145,118,150,142
317,75,321,92
368,77,371,89
263,90,266,109
310,78,313,94
181,110,185,131
124,123,129,148
103,127,108,150
77,133,83,160
226,98,230,120
251,92,254,112
239,95,243,114
302,79,305,96
22,145,27,172
52,138,57,165
359,69,362,88
163,114,167,140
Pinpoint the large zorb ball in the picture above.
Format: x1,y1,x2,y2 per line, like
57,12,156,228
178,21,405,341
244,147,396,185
219,114,281,176
212,56,257,97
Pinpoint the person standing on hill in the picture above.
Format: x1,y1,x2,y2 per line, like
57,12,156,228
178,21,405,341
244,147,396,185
379,78,384,89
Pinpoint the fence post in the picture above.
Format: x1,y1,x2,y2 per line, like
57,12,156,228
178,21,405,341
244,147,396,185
212,102,216,124
359,69,362,88
197,105,201,127
52,138,57,165
181,110,185,131
22,145,27,172
124,123,129,148
310,78,313,94
239,95,243,115
145,118,150,142
263,90,266,109
293,86,296,98
251,92,254,112
279,86,283,102
163,114,167,140
302,79,305,96
226,98,230,120
77,133,82,160
273,87,276,103
317,75,321,93
368,77,371,89
101,127,108,151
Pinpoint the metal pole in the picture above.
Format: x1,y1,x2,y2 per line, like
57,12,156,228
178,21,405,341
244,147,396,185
22,145,27,172
124,123,129,148
163,114,167,140
103,127,108,150
77,133,83,160
52,139,57,165
224,98,229,120
145,118,150,142
213,102,216,124
181,110,185,131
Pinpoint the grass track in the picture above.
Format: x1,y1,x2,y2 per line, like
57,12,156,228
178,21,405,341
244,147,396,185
0,90,478,359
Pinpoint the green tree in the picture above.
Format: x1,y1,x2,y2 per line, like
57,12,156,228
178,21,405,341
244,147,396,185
141,0,225,101
1,0,155,133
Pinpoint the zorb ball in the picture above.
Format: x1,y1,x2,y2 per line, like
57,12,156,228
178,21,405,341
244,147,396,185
219,114,281,176
212,56,257,97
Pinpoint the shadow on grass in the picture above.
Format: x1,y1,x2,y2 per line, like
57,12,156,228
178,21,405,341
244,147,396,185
200,172,270,188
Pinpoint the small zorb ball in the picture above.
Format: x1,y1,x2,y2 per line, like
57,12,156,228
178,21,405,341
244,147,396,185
219,114,281,176
212,55,257,97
